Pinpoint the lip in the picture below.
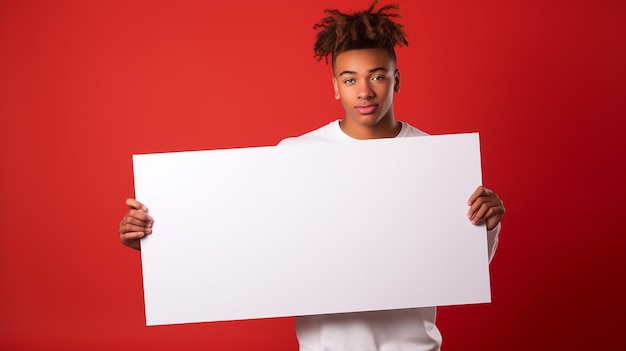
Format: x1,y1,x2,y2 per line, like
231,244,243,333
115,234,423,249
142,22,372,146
355,104,378,115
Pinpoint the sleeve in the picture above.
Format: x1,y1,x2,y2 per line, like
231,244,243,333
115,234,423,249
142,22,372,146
487,222,501,263
276,137,293,146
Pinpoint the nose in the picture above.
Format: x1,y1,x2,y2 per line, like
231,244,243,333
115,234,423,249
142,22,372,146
357,81,375,100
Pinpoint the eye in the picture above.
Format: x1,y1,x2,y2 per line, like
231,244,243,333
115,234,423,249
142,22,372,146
344,78,356,84
371,75,386,81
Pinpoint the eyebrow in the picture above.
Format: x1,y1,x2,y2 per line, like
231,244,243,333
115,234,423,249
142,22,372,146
338,67,388,76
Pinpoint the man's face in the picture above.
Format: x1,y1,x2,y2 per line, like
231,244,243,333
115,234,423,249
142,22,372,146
332,48,400,128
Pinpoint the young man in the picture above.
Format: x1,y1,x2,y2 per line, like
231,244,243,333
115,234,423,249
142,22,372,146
120,1,505,350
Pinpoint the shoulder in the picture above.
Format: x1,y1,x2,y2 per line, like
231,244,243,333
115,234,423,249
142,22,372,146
278,120,350,145
397,122,429,137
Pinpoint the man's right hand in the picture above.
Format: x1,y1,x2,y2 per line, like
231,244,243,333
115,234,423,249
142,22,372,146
119,198,153,250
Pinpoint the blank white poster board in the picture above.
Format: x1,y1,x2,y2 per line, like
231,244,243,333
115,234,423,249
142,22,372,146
133,132,491,326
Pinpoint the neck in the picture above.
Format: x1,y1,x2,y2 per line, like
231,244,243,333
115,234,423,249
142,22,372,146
339,114,401,140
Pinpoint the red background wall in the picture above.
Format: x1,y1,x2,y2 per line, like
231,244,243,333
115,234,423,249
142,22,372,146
1,0,624,350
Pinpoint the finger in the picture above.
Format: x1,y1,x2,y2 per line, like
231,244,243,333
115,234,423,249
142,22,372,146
471,203,495,224
120,214,153,231
467,196,497,221
122,217,153,230
126,198,147,212
467,186,489,205
120,222,152,235
471,201,505,226
126,209,153,224
121,231,148,241
467,193,485,218
469,202,485,223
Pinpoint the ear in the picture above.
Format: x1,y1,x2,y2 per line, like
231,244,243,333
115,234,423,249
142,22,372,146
394,69,401,93
332,77,341,100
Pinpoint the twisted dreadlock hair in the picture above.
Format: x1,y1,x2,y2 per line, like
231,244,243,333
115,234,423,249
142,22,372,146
313,0,409,67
